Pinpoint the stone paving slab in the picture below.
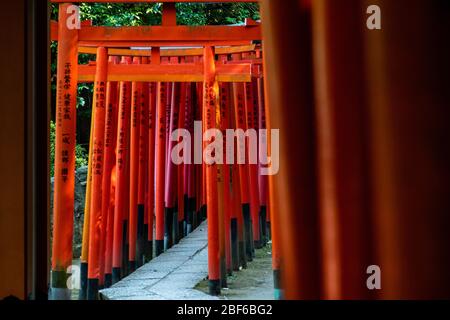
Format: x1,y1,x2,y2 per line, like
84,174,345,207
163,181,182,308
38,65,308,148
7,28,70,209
100,221,217,300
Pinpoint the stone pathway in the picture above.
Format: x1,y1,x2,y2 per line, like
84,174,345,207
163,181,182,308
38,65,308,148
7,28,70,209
100,221,215,300
100,220,275,300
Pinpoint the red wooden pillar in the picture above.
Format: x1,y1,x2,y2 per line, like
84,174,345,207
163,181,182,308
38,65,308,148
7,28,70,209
311,0,374,299
216,152,227,288
218,54,232,278
161,56,174,250
220,82,233,276
184,82,195,233
128,57,141,272
148,47,161,258
86,47,108,300
161,3,179,249
122,134,131,276
231,53,253,262
176,82,187,239
216,94,227,288
101,56,120,289
146,80,156,260
261,52,282,298
155,50,167,256
137,58,150,264
244,72,261,249
104,171,117,287
256,55,269,246
165,80,180,248
50,3,79,300
194,79,203,228
194,157,202,228
196,72,207,225
79,102,95,300
260,0,321,299
232,153,246,270
112,56,132,284
204,46,221,295
364,0,450,299
229,84,246,270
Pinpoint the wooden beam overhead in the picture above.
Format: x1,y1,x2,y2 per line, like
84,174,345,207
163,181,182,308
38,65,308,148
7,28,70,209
51,24,261,43
76,40,254,47
78,44,256,57
77,62,252,82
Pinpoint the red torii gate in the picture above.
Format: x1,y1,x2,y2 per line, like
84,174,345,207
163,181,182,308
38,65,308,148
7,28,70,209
50,0,264,300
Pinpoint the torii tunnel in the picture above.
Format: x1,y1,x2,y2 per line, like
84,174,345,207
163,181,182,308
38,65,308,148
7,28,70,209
0,0,450,303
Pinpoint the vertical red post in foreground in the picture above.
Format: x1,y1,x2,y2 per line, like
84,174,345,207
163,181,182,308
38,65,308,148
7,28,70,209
50,3,78,300
204,46,221,295
261,0,321,299
87,47,108,300
262,66,282,298
259,14,284,298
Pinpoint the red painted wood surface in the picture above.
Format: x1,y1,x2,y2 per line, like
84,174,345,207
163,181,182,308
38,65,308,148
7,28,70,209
87,47,108,280
204,46,220,284
112,57,132,270
51,3,79,274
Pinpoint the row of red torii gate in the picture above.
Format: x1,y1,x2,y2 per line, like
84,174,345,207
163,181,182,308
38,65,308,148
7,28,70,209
50,0,277,300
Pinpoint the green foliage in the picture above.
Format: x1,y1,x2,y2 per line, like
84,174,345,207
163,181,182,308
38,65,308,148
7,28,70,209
78,3,163,26
50,121,88,177
76,144,89,169
177,3,260,25
50,2,259,26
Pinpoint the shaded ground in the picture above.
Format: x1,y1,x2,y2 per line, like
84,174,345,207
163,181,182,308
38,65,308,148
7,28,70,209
68,224,274,300
99,222,212,300
195,243,274,300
